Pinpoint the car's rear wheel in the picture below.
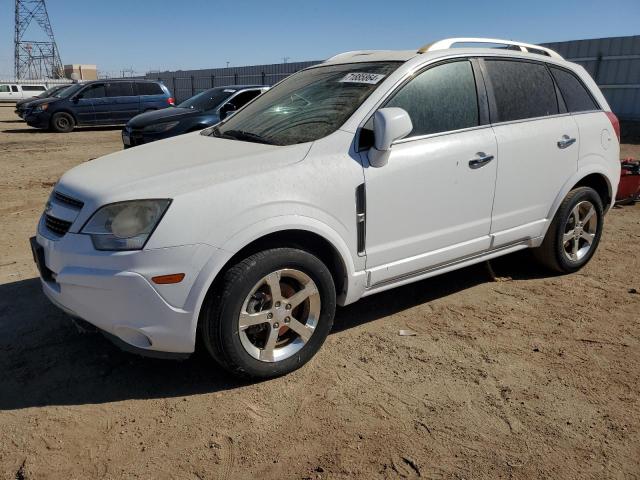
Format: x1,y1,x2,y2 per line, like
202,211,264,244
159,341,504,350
533,186,604,273
200,248,336,379
50,112,75,133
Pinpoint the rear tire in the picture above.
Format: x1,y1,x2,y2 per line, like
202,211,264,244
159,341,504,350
533,186,604,273
200,248,336,379
50,112,75,133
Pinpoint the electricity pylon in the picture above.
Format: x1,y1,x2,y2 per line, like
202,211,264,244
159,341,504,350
14,0,63,79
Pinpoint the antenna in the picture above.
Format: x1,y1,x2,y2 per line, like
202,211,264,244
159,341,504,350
14,0,64,79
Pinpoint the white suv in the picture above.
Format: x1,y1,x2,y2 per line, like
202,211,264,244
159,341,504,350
32,38,621,378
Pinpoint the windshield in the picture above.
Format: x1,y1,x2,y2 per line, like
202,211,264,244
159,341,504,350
211,62,401,146
178,88,237,111
39,86,62,98
54,84,82,98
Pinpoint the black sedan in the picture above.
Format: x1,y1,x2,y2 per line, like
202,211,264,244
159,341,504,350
122,85,267,148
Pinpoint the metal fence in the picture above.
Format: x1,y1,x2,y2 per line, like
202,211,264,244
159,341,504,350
542,35,640,121
145,60,322,103
0,78,72,87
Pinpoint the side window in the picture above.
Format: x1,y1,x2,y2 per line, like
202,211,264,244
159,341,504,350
23,85,46,91
11,85,19,92
0,85,9,93
485,60,558,122
550,67,599,113
228,90,262,109
385,60,479,137
135,82,163,95
81,84,106,99
107,82,134,97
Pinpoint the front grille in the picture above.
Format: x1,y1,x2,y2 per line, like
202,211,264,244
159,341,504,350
45,214,72,236
53,191,84,209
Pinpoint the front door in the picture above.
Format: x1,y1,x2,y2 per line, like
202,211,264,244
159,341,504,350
73,83,105,124
363,59,498,286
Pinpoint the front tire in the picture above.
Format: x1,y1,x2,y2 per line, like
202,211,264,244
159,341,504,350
533,186,604,273
200,248,336,379
50,112,75,133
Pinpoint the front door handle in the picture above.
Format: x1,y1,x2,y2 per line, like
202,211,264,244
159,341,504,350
469,152,494,169
557,135,576,149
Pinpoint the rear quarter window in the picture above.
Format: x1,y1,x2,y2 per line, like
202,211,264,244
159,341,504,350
22,85,46,91
136,82,164,95
485,59,558,122
550,67,599,113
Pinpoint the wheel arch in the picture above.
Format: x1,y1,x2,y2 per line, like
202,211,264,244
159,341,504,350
188,218,365,340
547,168,614,223
50,108,78,125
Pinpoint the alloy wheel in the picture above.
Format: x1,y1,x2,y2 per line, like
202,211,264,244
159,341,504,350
238,268,320,362
562,200,598,262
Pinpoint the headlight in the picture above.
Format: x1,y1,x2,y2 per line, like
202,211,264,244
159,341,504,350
81,199,171,251
143,121,180,133
33,103,50,113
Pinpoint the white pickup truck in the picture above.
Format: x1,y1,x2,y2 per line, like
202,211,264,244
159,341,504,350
0,83,48,103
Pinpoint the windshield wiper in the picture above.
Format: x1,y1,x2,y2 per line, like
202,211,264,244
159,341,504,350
220,129,276,145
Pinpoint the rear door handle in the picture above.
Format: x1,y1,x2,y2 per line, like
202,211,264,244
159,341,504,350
557,135,576,149
469,152,494,169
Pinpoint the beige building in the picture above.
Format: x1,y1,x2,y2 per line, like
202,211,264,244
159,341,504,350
64,64,98,81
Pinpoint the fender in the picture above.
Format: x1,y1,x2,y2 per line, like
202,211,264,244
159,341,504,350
183,215,368,336
546,162,614,227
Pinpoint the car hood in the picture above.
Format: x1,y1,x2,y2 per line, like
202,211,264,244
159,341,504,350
127,107,208,129
57,132,312,206
16,96,41,107
27,97,60,108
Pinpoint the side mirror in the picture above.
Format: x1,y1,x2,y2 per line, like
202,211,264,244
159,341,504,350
368,107,413,168
72,94,81,103
219,103,237,120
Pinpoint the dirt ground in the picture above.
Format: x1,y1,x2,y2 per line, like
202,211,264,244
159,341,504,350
0,104,639,480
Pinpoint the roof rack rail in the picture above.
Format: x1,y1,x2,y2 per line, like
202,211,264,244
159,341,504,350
325,50,385,62
417,37,563,59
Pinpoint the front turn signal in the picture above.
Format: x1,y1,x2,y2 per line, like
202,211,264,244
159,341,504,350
152,273,185,284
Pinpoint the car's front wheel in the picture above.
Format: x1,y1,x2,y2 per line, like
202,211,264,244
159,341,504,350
50,112,75,133
533,186,604,273
200,248,336,379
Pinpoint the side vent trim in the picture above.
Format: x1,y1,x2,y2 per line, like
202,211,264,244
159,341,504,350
356,184,366,255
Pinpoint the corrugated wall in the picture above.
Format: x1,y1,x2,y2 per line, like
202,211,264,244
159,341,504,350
145,60,322,103
148,36,640,120
542,35,640,120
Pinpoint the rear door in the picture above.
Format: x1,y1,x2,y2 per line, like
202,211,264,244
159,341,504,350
482,58,579,247
105,82,139,123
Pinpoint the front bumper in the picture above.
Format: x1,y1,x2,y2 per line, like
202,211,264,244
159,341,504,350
25,111,51,129
33,228,217,355
122,128,164,149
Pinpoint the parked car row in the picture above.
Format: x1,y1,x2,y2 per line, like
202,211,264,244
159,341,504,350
31,38,622,379
12,78,270,144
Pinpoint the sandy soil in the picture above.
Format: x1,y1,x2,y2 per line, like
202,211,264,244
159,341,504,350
1,105,639,480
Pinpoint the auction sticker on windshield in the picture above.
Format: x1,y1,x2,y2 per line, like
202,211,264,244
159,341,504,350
339,73,386,84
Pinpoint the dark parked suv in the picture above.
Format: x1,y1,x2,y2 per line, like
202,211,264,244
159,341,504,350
24,79,174,132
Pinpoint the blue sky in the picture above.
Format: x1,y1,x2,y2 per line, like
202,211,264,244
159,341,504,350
0,0,638,77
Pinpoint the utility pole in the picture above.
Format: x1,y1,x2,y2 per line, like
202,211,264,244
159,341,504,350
14,0,63,79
